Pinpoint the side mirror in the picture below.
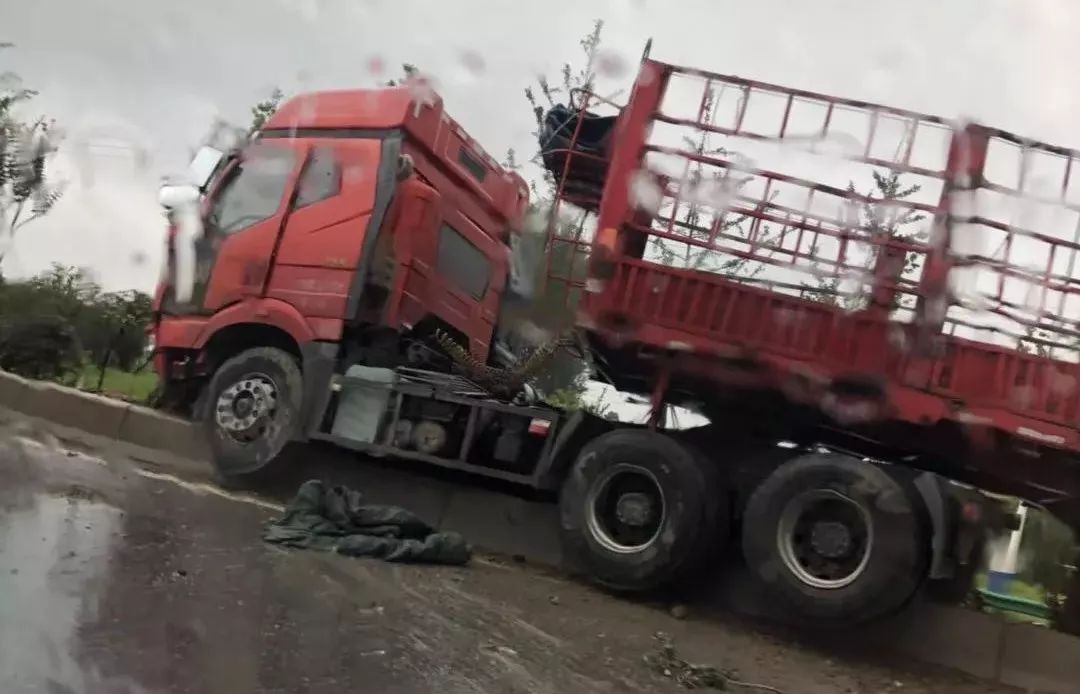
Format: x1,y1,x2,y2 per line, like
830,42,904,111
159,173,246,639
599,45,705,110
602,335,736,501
188,145,226,192
158,184,200,209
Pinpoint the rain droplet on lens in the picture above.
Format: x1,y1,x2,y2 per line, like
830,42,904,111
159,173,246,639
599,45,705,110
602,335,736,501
595,49,629,79
343,162,366,184
298,95,318,122
406,74,439,116
459,50,485,76
629,169,662,214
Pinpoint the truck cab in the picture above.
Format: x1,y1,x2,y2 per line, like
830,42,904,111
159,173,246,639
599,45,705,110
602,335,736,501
152,86,531,426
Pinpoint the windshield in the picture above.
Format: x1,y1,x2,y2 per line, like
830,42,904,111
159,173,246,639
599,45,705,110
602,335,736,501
207,144,295,235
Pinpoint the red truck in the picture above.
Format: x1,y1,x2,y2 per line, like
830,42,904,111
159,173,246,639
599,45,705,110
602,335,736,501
152,50,1079,626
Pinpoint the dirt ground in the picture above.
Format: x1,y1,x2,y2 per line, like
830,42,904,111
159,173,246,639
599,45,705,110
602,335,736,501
0,417,1017,694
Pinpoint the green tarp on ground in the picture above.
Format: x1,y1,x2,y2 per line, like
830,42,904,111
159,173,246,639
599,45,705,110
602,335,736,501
264,479,471,565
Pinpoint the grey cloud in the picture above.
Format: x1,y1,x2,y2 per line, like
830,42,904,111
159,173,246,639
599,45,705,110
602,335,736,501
2,0,1078,290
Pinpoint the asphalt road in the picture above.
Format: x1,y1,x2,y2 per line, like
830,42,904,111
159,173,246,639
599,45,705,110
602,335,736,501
0,417,1015,694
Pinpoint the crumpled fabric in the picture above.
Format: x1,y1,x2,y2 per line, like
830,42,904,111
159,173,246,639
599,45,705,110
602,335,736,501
263,479,471,565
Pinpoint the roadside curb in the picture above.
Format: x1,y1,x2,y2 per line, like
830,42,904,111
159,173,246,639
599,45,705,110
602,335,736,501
0,370,209,461
1,368,1077,692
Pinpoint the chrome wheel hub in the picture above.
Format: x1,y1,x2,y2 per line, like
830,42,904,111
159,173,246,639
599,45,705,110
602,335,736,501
215,374,278,435
777,489,873,589
586,464,666,554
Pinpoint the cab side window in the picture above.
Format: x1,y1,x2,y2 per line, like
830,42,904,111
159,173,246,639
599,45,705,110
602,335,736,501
295,146,341,207
437,224,491,299
209,144,295,235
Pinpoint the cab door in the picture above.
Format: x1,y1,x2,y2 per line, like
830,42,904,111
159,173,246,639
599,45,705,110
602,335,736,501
182,141,305,313
267,139,387,321
425,213,507,360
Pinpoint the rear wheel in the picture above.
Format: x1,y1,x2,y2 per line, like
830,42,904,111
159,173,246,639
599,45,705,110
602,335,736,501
201,347,302,479
559,429,728,593
741,453,926,624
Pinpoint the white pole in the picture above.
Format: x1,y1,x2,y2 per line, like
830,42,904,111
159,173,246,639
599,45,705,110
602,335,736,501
987,503,1029,593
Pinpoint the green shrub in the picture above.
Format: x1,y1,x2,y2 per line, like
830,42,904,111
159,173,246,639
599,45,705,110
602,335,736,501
0,314,82,379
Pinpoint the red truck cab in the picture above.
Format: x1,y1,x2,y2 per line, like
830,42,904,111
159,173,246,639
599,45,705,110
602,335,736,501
152,85,529,435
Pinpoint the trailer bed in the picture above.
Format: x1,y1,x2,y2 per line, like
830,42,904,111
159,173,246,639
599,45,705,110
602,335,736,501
540,54,1080,519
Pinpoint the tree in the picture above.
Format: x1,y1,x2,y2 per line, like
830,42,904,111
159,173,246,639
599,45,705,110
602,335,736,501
1017,508,1076,604
1018,324,1053,358
86,289,153,389
518,20,772,402
0,264,152,383
489,21,611,402
248,86,284,135
383,64,421,87
502,148,521,171
802,170,925,311
0,314,81,380
645,86,771,280
525,19,605,196
0,43,64,266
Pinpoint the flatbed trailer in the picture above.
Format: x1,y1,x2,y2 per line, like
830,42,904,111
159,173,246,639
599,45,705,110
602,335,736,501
540,48,1080,526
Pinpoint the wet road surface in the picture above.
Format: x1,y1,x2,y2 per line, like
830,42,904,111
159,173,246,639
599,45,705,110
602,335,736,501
0,417,1016,694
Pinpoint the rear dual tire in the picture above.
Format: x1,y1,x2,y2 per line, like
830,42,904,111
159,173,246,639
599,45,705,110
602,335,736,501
558,429,728,593
558,433,929,625
740,453,926,624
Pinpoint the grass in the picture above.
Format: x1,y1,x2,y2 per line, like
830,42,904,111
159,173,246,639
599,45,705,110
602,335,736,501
975,572,1048,603
72,364,159,403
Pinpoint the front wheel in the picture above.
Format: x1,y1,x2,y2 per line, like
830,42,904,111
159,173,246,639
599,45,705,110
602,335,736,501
741,453,927,624
200,346,303,479
559,429,727,593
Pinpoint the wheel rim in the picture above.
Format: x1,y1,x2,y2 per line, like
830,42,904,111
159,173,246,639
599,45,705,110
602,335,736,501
777,489,873,589
585,464,666,554
214,372,280,444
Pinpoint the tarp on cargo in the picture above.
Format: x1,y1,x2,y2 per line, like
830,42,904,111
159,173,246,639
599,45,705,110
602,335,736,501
263,479,471,565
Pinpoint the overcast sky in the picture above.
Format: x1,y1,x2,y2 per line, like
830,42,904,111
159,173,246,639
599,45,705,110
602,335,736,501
2,0,1079,291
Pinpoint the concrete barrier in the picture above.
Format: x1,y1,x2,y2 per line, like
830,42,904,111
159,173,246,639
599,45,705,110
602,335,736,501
1000,622,1080,693
20,379,130,439
1,370,1079,692
888,603,1007,681
118,405,210,462
0,370,28,410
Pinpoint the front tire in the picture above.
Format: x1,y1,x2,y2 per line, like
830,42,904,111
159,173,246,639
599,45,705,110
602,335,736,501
201,347,302,478
559,429,727,593
741,453,926,624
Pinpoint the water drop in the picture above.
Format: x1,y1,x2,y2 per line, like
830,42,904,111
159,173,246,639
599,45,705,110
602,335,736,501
687,178,735,212
343,162,366,185
1012,385,1036,409
1051,371,1077,396
629,170,663,213
594,49,629,79
459,50,485,77
405,73,439,117
368,56,385,78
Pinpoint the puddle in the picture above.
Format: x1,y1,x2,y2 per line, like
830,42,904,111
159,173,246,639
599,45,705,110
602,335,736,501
0,494,121,692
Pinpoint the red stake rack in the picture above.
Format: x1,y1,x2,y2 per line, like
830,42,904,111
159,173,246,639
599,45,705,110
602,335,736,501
540,53,1080,518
